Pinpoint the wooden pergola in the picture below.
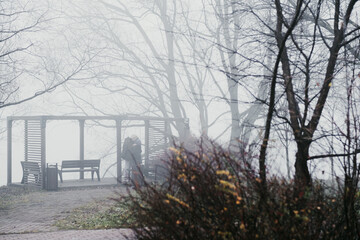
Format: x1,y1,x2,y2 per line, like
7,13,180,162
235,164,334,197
7,115,189,189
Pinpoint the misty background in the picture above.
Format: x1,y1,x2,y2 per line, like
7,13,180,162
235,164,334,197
1,0,359,186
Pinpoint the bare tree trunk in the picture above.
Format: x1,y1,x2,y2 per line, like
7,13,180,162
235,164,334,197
239,40,272,148
213,0,242,147
228,79,241,145
259,0,306,190
294,141,311,186
271,0,359,187
158,1,188,140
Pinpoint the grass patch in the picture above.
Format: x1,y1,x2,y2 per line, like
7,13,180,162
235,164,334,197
55,200,134,230
0,186,33,210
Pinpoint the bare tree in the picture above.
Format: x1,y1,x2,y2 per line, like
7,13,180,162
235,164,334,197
261,0,360,186
0,0,91,110
59,0,225,139
49,0,360,193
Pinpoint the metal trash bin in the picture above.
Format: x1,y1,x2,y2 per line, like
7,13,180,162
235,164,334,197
46,163,58,191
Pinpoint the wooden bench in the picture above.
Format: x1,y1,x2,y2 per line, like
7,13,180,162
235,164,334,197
58,159,100,183
21,161,41,184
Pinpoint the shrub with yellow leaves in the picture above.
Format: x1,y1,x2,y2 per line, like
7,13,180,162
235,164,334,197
115,137,356,240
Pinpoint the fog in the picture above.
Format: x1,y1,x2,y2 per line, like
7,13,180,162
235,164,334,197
1,0,360,187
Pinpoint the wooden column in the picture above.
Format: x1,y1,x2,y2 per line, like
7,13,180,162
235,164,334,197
24,121,28,161
145,120,150,170
164,120,168,145
7,119,12,186
116,119,122,183
79,119,85,179
41,118,46,189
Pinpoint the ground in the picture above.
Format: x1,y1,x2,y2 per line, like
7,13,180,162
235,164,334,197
0,186,134,239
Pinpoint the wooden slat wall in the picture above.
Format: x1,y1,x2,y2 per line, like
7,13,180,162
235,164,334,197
148,120,168,164
24,120,42,187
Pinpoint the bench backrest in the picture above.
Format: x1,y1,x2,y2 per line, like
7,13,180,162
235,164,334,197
21,161,41,171
61,159,100,169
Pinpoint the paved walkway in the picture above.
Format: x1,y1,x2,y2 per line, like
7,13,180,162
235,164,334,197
0,186,135,239
0,229,134,240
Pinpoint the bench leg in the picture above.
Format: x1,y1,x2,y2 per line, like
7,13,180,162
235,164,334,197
58,171,63,183
22,170,30,184
91,170,100,181
22,173,28,184
96,170,100,181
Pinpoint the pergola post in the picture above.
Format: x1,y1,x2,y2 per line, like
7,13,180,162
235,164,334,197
41,118,47,189
164,120,169,145
116,119,122,183
79,119,85,179
7,119,12,186
24,121,28,161
145,120,150,170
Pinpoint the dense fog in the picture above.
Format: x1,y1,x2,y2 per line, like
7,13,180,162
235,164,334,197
1,0,360,186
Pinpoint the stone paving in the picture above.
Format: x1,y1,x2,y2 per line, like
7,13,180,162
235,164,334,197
0,186,135,239
0,229,134,240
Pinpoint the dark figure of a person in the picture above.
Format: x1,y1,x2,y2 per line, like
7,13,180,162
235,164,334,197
130,135,142,187
129,135,141,166
122,137,134,182
122,135,142,186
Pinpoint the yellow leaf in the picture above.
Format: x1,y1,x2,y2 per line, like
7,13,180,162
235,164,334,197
176,156,182,163
166,194,190,209
168,147,180,155
219,180,236,190
328,82,332,87
216,170,231,176
240,222,245,230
